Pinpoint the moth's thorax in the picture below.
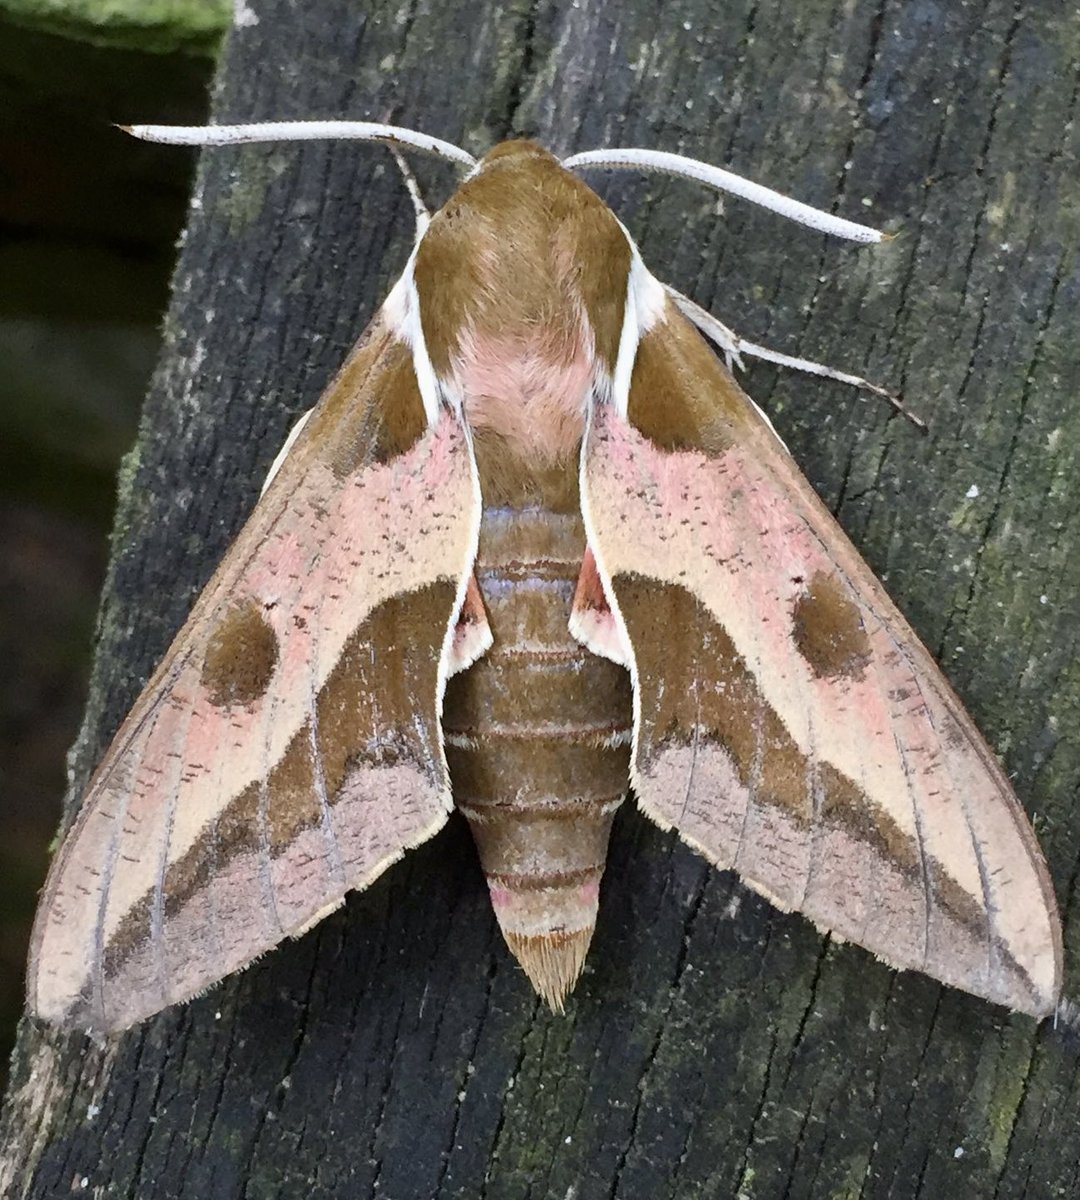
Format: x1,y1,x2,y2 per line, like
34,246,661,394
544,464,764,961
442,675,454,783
454,320,594,470
415,141,631,489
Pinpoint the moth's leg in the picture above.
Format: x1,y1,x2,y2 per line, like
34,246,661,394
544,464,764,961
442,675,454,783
665,284,925,431
387,145,431,239
663,286,745,371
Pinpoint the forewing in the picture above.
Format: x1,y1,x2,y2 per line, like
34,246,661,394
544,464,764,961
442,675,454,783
581,297,1062,1017
29,313,482,1031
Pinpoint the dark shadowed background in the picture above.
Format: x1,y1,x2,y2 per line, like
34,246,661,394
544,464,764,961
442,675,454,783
2,1,1079,1197
0,0,223,1089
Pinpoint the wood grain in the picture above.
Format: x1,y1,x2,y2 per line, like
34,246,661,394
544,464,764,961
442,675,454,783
3,0,1078,1196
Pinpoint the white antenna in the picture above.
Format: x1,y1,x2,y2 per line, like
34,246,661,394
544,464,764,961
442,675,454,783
122,121,477,168
562,147,888,244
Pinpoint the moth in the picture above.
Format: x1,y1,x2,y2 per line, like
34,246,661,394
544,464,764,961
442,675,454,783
28,121,1063,1032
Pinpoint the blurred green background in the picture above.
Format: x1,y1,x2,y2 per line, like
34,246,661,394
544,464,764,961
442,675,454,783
0,0,227,1089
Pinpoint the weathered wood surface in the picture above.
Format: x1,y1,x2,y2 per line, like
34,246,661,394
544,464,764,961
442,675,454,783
3,1,1079,1196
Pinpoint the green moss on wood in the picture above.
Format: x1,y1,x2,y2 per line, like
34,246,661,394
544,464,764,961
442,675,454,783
0,0,227,54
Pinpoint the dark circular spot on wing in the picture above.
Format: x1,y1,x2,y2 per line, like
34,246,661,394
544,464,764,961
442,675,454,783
791,570,871,681
201,598,279,707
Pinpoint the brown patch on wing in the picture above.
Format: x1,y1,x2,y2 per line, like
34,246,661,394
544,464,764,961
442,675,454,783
316,585,453,792
618,577,1033,998
618,575,812,826
792,571,871,681
91,583,456,1020
582,309,1062,1013
201,599,279,707
814,762,990,957
817,762,918,878
100,780,265,986
265,724,321,853
308,327,428,475
627,311,741,455
29,319,479,1029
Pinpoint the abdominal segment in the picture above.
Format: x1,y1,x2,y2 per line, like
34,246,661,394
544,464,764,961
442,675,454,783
442,507,632,1009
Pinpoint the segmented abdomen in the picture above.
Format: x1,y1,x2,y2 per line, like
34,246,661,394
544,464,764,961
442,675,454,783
442,506,632,1007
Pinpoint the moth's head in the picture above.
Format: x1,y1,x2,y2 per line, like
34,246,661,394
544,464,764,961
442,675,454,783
477,139,558,166
468,139,568,190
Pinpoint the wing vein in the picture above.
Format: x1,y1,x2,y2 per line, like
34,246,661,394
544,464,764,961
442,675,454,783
148,693,201,1016
734,694,766,870
90,784,131,1029
891,721,933,971
257,700,285,936
307,557,348,890
797,696,819,913
914,674,1000,988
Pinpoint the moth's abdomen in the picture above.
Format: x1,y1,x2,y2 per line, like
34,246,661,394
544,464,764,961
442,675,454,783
442,507,632,1009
